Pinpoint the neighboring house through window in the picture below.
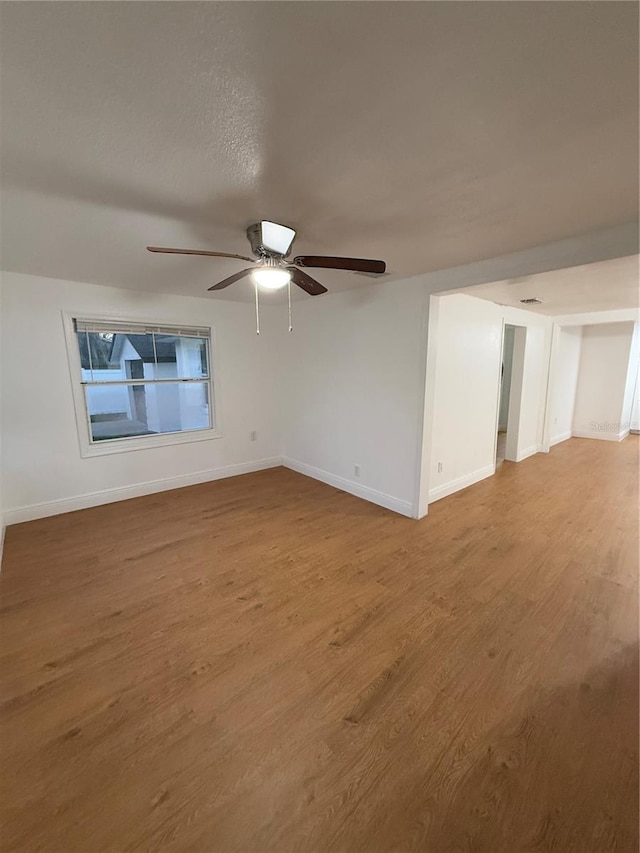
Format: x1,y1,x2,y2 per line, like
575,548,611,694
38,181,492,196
65,317,218,456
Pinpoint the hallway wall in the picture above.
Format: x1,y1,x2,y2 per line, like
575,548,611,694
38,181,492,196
424,293,553,506
572,322,636,441
548,326,583,445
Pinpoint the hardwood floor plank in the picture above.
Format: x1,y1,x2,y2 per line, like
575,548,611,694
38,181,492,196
1,437,638,852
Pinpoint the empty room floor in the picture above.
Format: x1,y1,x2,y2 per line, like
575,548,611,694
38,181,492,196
1,437,638,853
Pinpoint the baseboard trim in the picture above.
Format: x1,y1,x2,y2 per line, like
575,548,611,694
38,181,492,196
572,430,629,443
282,457,413,518
428,464,495,504
0,519,5,572
4,457,283,525
550,431,572,447
516,444,541,462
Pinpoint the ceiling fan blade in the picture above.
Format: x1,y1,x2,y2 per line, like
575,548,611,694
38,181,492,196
288,267,328,296
148,246,254,262
208,268,255,291
293,255,386,274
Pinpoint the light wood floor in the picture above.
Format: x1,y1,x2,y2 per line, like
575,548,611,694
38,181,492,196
1,437,638,853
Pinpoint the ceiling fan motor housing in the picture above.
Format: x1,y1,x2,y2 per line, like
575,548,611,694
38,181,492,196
247,221,296,259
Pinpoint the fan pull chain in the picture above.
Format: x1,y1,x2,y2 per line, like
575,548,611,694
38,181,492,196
287,280,293,332
254,280,260,335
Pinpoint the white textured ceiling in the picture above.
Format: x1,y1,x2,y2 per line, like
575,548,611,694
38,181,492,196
1,2,638,302
450,254,640,316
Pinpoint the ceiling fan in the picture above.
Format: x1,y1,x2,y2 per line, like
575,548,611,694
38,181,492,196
147,221,386,296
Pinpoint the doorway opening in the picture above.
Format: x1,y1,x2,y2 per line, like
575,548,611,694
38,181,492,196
496,324,526,464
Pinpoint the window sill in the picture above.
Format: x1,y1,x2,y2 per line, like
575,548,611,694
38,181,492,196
79,427,223,458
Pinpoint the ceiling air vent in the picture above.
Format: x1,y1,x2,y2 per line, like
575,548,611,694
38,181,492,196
520,297,543,305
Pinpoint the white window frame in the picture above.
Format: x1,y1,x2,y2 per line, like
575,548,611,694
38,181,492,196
62,312,222,458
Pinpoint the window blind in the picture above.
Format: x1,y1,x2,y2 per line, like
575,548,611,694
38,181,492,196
73,319,209,338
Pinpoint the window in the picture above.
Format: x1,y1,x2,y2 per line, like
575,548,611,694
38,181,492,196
66,316,218,456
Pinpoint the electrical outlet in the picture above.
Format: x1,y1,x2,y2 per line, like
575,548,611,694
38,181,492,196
437,461,443,473
250,430,257,441
354,464,361,478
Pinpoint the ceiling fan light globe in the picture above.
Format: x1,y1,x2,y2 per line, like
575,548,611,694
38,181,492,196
260,221,296,256
252,268,291,290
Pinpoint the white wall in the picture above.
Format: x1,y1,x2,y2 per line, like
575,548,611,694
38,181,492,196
427,294,502,503
630,369,640,433
1,267,636,531
1,271,285,523
503,306,552,460
424,293,553,506
548,326,582,445
279,237,624,519
572,322,636,441
0,264,564,528
281,275,555,518
0,268,486,525
621,323,640,428
281,277,431,517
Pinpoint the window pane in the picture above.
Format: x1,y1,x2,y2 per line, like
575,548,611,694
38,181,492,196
146,335,209,380
77,330,209,381
85,382,211,441
76,331,122,381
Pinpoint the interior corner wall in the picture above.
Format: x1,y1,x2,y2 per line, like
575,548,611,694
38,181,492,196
424,293,553,506
548,325,583,446
572,322,636,441
281,276,432,518
0,271,285,524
